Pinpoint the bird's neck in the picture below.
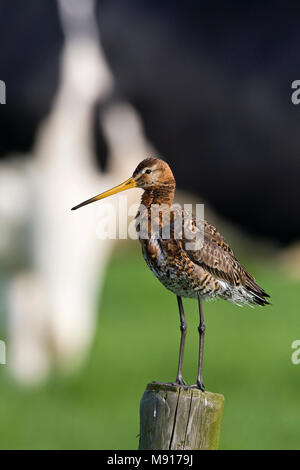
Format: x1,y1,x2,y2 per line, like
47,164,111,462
141,184,175,208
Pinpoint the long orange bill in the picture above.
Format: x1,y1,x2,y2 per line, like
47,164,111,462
71,177,137,210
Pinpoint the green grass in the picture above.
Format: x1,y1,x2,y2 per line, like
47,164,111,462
0,247,299,449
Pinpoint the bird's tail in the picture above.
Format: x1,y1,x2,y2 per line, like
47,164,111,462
244,270,270,306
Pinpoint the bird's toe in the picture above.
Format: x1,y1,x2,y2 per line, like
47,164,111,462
196,380,205,391
175,377,187,386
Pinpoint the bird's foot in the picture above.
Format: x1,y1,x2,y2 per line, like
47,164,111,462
182,381,205,392
151,379,187,387
151,380,204,391
196,380,205,392
174,377,187,386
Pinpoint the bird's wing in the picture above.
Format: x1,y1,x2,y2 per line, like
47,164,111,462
180,214,269,301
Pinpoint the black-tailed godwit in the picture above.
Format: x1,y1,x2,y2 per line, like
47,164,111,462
72,157,270,390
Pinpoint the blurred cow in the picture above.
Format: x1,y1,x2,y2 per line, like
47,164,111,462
0,0,148,383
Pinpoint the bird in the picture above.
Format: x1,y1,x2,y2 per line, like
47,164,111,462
72,157,270,390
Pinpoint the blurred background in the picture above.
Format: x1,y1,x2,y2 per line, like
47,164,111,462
0,0,300,449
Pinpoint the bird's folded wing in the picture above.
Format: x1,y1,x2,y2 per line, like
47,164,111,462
182,218,261,292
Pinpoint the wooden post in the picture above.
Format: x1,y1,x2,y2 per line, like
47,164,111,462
139,382,224,450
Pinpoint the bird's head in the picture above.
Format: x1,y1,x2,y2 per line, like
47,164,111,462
132,157,175,189
71,157,175,210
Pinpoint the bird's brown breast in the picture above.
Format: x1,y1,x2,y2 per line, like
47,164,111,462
140,235,221,299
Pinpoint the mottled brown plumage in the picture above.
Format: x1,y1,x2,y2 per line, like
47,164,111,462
72,157,270,389
133,157,269,306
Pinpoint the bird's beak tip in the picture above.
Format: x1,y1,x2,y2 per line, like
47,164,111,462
71,176,137,213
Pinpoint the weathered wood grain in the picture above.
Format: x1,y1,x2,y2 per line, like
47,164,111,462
139,382,224,450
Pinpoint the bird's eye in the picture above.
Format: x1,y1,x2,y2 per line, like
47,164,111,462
145,169,152,174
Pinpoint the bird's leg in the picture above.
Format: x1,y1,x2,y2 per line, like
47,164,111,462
196,294,206,391
175,296,187,386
